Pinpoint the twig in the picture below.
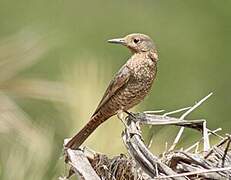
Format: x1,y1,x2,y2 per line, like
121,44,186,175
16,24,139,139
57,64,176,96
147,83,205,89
144,109,165,114
184,128,222,152
168,127,185,152
203,121,210,152
222,135,231,167
154,166,231,179
180,93,213,120
195,142,199,153
207,129,224,139
168,93,213,151
147,136,154,149
163,106,191,117
204,136,230,159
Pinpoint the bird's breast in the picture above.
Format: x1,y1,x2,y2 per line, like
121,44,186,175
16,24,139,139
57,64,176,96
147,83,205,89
128,55,156,84
109,53,157,111
121,55,157,106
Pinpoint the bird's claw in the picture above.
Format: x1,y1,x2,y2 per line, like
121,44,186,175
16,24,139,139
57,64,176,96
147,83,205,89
124,110,136,119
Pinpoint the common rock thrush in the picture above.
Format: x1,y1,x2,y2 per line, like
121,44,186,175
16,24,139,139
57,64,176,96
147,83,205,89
66,33,158,149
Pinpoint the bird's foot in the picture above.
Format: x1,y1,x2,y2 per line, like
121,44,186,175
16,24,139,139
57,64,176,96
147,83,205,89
124,110,136,119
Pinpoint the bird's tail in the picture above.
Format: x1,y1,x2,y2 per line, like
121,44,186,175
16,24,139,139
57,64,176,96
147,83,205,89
65,111,108,150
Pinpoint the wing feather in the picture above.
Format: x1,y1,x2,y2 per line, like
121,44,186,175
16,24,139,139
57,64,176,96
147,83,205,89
92,64,131,116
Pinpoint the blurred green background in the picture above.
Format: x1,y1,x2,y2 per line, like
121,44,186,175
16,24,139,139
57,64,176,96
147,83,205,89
0,0,230,179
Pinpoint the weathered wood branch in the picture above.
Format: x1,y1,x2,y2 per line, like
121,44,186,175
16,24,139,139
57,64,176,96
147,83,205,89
61,94,231,180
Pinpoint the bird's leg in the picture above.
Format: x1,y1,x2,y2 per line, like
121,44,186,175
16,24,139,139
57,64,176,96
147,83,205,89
117,110,141,136
124,110,141,134
117,110,125,121
117,110,129,129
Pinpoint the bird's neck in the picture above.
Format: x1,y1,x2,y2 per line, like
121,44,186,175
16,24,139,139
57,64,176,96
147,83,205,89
132,49,158,62
148,49,158,62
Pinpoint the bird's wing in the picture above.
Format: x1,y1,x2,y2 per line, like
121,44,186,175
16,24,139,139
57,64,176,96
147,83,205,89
92,64,131,117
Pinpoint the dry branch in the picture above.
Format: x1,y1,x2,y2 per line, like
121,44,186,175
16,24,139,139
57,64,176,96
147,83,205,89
62,94,231,180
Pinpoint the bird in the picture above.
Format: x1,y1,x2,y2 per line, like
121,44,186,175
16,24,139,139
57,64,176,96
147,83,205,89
65,33,159,150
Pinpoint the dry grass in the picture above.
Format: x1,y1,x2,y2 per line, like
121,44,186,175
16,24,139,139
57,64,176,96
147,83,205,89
0,30,58,180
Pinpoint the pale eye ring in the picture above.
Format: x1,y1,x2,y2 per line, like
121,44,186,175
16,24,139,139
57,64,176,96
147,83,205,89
133,38,140,44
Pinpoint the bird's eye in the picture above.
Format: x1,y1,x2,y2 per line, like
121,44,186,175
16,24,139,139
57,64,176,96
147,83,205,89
133,38,139,44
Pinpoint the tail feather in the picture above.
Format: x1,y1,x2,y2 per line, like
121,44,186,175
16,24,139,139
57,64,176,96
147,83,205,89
65,112,107,150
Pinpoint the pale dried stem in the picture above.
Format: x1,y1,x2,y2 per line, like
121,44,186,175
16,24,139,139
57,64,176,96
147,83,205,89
168,93,213,152
154,166,231,179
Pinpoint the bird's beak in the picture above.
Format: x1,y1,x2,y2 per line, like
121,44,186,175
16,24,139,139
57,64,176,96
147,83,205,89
107,38,125,45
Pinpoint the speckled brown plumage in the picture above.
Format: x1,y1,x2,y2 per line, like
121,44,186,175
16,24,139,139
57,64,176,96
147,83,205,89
66,33,159,149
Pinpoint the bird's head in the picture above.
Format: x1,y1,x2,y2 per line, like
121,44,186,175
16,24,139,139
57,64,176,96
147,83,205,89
108,33,156,53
